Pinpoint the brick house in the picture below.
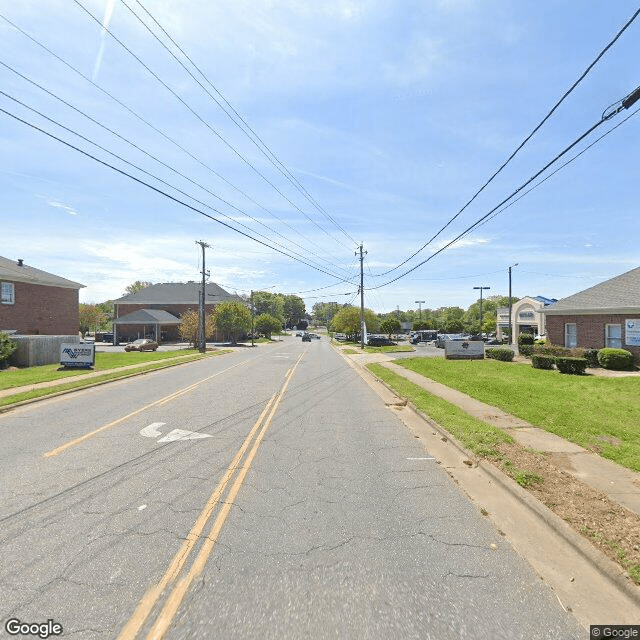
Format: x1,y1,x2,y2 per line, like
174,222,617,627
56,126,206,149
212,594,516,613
542,266,640,361
112,282,242,343
0,256,84,335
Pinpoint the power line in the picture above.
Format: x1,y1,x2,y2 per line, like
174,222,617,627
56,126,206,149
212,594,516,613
0,59,353,277
366,93,640,291
0,105,358,284
72,0,354,254
123,0,358,248
369,5,640,278
0,10,347,266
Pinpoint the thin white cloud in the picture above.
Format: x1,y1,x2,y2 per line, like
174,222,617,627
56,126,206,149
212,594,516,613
47,200,78,216
92,0,116,81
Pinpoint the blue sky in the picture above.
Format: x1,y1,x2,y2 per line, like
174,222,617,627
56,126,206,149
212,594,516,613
1,0,638,314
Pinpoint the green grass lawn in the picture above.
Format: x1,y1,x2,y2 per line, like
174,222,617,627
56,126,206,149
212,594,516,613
367,363,513,458
0,349,202,391
394,357,640,472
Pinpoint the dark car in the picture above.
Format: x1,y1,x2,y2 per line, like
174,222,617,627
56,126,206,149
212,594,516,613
124,338,159,352
301,333,312,342
367,336,396,347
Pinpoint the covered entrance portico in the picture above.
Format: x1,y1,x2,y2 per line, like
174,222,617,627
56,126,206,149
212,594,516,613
113,309,181,344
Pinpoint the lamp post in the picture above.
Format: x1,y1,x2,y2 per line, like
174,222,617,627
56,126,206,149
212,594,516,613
415,300,425,323
473,287,490,335
508,264,518,345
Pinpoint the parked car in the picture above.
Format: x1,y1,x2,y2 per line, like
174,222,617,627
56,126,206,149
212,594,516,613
435,334,464,349
367,336,396,347
302,333,312,342
124,338,158,352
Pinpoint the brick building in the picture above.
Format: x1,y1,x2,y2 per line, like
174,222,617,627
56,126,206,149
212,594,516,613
0,256,84,335
542,266,640,361
112,282,242,343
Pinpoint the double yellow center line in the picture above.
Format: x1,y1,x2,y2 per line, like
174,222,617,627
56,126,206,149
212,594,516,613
117,352,304,640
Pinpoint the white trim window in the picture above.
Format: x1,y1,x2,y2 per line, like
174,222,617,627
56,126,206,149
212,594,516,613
605,323,622,349
1,281,14,304
564,323,577,348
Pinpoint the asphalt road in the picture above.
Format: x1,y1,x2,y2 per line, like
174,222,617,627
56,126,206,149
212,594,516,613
0,336,584,639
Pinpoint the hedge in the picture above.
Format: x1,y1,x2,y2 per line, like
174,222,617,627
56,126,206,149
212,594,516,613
555,356,588,375
531,354,555,370
597,348,634,371
485,347,515,362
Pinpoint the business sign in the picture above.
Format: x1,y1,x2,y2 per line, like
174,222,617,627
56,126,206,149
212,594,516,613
60,343,95,368
625,320,640,347
444,340,484,360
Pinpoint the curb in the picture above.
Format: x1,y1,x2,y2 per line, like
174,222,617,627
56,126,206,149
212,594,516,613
350,355,640,608
0,352,222,414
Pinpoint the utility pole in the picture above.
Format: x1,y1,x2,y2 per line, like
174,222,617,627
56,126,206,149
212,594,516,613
196,240,210,353
508,264,518,345
415,300,425,323
473,286,490,336
250,290,254,347
357,244,367,349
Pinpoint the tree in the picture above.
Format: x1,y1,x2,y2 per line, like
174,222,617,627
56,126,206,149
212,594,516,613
78,303,107,338
380,318,401,338
282,295,306,328
213,301,251,345
311,301,341,326
179,310,215,348
124,281,152,295
254,313,282,339
0,331,17,369
330,306,378,338
252,291,284,322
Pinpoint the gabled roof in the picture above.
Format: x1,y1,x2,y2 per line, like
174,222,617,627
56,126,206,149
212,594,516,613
113,309,181,325
543,267,640,315
115,282,241,305
0,256,84,289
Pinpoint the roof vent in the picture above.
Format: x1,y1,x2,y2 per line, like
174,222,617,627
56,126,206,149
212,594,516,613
17,258,24,267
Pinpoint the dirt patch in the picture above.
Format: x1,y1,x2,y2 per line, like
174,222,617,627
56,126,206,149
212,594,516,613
491,442,640,584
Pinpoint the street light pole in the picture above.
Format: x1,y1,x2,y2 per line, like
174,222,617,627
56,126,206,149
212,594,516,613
508,263,518,345
473,286,490,335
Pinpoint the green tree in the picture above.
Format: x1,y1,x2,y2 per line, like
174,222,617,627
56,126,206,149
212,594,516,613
179,310,215,348
252,291,284,322
282,295,306,328
213,301,251,345
254,313,282,339
79,303,107,338
0,331,17,368
311,301,341,326
124,281,153,295
330,306,378,338
380,318,401,338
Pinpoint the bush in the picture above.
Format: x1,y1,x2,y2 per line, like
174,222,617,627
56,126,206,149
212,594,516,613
533,344,571,358
0,331,17,368
597,348,634,371
485,347,514,362
583,348,600,368
531,354,555,370
517,333,534,357
555,356,588,375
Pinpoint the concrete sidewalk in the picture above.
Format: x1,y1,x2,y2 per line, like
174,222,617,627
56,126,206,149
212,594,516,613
346,349,640,519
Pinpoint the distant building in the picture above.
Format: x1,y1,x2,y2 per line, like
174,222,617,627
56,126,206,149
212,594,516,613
112,281,242,343
542,267,640,360
0,256,84,335
496,296,557,341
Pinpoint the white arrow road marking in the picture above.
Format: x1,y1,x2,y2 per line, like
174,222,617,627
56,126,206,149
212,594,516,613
157,429,212,443
140,423,165,438
140,423,212,443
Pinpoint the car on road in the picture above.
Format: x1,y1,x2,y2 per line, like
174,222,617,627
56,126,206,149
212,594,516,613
301,333,312,342
124,338,159,352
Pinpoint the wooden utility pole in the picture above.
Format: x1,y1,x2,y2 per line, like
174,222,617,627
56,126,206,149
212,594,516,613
357,244,367,349
196,240,210,353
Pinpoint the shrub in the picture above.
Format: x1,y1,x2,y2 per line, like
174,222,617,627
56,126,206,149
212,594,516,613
531,354,555,370
597,348,634,371
583,348,600,368
555,356,588,375
0,331,17,368
517,333,534,357
485,347,514,362
533,344,571,358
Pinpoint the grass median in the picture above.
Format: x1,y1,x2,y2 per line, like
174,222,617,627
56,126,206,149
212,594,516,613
394,357,640,472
